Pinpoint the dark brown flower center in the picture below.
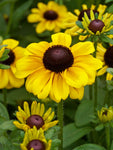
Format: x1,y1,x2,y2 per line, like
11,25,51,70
88,19,105,33
43,10,58,20
0,50,15,65
78,9,99,21
104,46,113,68
26,115,44,129
27,140,45,150
102,110,108,116
43,45,74,73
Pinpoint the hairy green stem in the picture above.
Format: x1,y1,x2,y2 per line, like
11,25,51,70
57,100,64,150
6,2,15,34
105,124,110,150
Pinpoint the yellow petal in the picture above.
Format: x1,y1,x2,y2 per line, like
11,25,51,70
106,72,113,80
71,41,95,57
16,56,42,78
26,42,49,57
2,39,19,49
51,32,72,47
24,102,30,118
36,22,46,33
0,70,8,89
27,14,42,23
70,86,84,100
97,66,107,76
63,67,88,88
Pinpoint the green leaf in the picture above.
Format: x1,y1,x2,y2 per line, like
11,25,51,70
0,64,10,69
51,139,61,150
106,29,113,34
63,123,92,148
95,124,104,131
0,45,7,49
106,68,113,75
105,0,113,3
0,120,15,131
73,144,106,150
75,100,94,127
100,35,113,44
76,21,84,29
0,103,9,120
12,0,33,29
110,140,113,150
0,49,10,61
0,0,17,10
0,136,9,144
107,5,113,13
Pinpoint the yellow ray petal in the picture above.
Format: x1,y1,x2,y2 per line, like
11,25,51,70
51,32,72,47
2,39,19,49
70,86,84,100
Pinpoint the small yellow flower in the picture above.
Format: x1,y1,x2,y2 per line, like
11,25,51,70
27,1,68,33
79,10,113,40
21,126,51,150
98,107,113,122
64,4,106,36
15,32,102,102
13,101,58,131
97,43,113,80
0,39,25,89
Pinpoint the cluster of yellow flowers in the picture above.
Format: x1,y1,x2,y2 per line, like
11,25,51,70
13,101,58,150
1,1,113,149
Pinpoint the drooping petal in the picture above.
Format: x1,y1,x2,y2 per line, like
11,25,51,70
2,39,19,49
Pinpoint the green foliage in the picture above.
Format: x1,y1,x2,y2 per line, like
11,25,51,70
63,123,92,148
100,34,113,44
0,102,9,120
76,21,84,29
12,0,33,29
75,100,94,127
73,144,106,150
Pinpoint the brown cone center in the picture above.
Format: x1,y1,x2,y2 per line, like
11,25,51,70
78,9,99,21
104,46,113,68
0,50,15,65
27,140,45,150
44,10,58,20
43,45,74,73
26,115,44,129
88,19,105,33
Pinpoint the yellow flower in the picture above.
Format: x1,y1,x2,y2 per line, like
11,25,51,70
80,10,113,40
0,39,25,89
15,32,102,103
64,4,106,36
98,106,113,122
27,1,68,33
96,43,113,80
21,126,51,150
13,101,58,131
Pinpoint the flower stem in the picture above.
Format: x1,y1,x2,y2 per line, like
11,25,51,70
89,85,93,100
6,1,15,35
105,124,110,150
2,88,7,106
57,100,63,150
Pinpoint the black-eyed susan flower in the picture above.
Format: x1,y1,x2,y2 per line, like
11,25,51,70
79,10,113,40
0,39,25,89
21,126,51,150
27,1,68,33
13,101,58,131
15,33,102,102
64,4,106,36
98,106,113,123
96,43,113,80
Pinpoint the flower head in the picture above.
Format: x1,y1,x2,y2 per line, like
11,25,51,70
79,10,113,40
98,106,113,123
64,4,106,36
15,33,102,102
13,101,58,131
27,1,68,33
0,39,25,89
96,43,113,80
21,126,51,150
